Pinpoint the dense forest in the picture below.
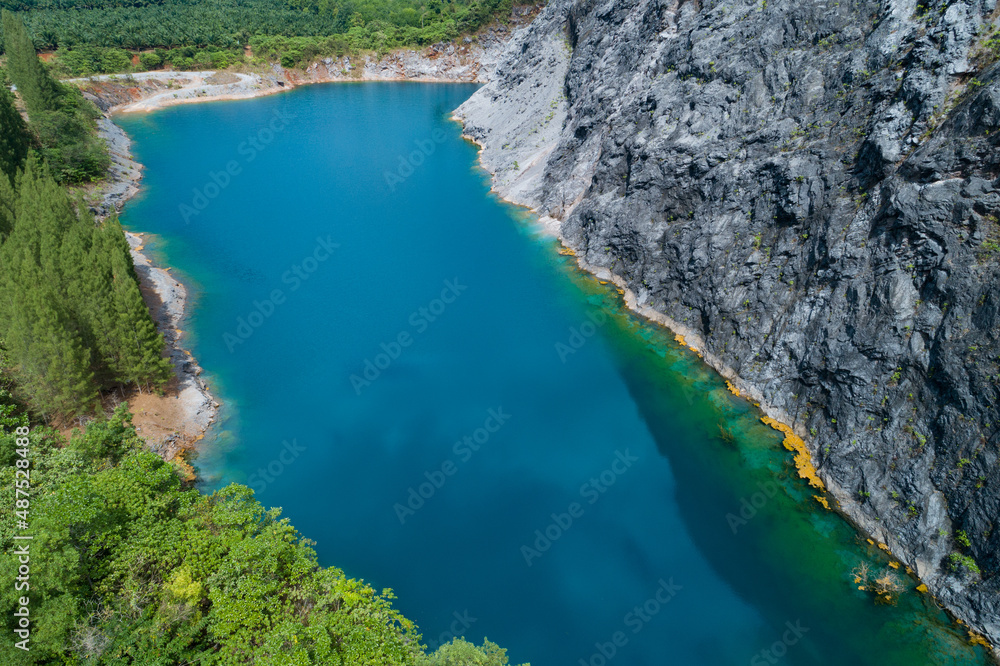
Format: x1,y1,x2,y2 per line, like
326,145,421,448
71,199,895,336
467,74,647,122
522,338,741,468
0,0,518,73
0,401,520,664
0,10,166,419
2,10,107,180
0,159,171,416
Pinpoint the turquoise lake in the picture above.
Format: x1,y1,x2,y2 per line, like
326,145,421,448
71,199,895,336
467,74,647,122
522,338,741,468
117,83,990,666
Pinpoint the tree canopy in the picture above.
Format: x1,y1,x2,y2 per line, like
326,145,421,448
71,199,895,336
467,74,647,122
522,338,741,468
0,401,524,665
0,0,518,55
0,159,171,417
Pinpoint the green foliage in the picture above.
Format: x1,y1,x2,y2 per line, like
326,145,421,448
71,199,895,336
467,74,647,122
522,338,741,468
0,408,521,664
138,49,162,69
2,0,342,51
0,81,31,186
51,44,132,76
0,160,171,417
2,8,62,113
948,552,981,576
30,99,109,182
2,10,109,183
2,0,519,60
419,638,519,665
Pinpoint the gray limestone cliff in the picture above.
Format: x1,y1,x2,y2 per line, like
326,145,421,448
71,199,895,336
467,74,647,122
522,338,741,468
457,0,1000,654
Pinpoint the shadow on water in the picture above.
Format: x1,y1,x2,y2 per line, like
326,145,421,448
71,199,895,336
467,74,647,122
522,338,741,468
586,282,990,666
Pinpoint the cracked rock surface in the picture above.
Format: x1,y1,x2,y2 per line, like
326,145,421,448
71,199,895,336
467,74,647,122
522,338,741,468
458,0,1000,654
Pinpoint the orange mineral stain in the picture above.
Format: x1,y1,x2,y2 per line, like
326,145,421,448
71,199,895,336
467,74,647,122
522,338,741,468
761,416,825,490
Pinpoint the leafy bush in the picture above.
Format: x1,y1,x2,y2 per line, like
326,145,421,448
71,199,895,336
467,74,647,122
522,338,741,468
138,50,162,69
0,406,524,664
949,552,981,576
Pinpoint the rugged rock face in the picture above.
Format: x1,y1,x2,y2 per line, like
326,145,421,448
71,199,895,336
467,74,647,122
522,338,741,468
458,0,1000,654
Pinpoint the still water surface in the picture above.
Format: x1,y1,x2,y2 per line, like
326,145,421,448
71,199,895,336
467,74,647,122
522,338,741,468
118,83,988,666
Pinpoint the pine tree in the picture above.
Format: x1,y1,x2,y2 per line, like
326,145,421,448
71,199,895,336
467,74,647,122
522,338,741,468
0,159,97,415
0,234,96,416
11,159,75,277
0,84,30,185
58,204,109,378
14,274,96,416
100,216,172,389
1,10,63,114
0,173,15,241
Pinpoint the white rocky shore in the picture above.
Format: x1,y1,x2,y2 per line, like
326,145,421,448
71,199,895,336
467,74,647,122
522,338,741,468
84,19,532,457
95,117,219,458
77,17,529,113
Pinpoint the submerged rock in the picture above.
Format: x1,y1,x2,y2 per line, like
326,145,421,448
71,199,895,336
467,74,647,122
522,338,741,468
459,0,1000,654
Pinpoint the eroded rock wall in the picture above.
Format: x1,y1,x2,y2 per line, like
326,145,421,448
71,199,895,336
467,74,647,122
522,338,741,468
458,0,1000,652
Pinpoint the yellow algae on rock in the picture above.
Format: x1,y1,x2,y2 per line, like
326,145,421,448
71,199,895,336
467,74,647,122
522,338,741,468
888,561,900,569
558,247,576,256
761,416,825,490
725,380,741,396
813,495,830,510
877,543,890,553
969,632,992,649
674,333,687,347
170,453,197,482
916,584,929,593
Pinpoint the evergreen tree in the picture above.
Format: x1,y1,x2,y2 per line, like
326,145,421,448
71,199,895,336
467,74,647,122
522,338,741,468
0,160,97,415
0,173,14,240
0,245,96,416
0,83,30,184
10,158,75,276
0,9,62,114
58,203,108,376
99,216,171,389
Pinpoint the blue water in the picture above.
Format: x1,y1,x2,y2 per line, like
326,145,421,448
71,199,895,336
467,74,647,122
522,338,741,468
117,83,988,666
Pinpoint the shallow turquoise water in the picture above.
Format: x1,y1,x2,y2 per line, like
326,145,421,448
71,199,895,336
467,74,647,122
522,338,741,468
117,83,989,666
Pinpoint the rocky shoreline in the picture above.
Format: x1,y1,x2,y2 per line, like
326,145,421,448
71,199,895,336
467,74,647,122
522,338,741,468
77,15,532,113
94,115,219,463
456,0,1000,659
82,20,530,459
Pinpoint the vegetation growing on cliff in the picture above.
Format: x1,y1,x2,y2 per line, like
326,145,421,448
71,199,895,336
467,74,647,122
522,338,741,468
0,398,521,664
